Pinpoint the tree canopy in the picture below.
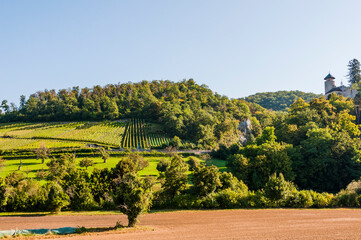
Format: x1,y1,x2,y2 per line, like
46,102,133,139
246,91,322,111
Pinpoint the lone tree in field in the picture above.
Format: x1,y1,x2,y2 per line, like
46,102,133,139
79,157,94,170
47,153,77,180
126,152,149,171
35,143,50,164
18,159,22,170
99,147,109,163
347,58,361,85
114,173,154,227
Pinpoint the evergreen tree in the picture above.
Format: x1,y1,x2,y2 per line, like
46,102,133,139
347,58,361,85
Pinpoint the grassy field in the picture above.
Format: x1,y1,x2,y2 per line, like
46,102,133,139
0,155,228,179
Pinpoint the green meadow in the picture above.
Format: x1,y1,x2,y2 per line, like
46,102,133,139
1,156,228,179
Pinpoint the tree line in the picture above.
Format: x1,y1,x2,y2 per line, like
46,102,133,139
2,151,361,228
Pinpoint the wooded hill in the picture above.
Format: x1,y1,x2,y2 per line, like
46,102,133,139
245,90,323,111
0,80,269,149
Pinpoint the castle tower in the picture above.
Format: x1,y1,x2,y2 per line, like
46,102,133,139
324,73,336,94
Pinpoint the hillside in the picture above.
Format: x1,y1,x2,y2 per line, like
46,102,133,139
0,119,187,151
245,90,323,111
0,79,269,149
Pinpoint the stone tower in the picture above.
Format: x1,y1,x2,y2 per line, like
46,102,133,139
324,73,336,94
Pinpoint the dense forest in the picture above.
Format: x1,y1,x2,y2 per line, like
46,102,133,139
216,93,360,193
245,90,323,111
0,79,269,149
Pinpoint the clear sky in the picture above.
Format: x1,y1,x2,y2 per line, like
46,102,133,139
1,0,361,105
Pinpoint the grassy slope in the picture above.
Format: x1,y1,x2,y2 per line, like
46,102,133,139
0,121,126,149
0,120,188,150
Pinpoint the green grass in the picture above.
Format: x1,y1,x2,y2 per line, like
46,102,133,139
0,156,228,179
205,158,228,172
0,156,163,178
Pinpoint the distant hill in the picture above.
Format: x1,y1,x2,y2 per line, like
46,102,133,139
245,91,323,111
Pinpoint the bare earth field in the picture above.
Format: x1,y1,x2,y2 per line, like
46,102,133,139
1,209,361,239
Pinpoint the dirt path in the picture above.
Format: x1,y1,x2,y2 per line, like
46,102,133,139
1,209,361,239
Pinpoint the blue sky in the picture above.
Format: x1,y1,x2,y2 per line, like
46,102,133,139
1,0,361,105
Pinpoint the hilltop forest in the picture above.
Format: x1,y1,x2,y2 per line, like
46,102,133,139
246,90,323,111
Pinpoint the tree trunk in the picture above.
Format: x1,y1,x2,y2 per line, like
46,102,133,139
128,216,137,227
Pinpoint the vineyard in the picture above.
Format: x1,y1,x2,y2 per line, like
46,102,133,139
0,119,187,150
0,121,126,150
121,118,186,149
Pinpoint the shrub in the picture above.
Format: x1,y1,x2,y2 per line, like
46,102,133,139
215,189,240,209
187,156,200,171
245,190,270,208
292,190,313,208
310,191,334,208
172,193,199,209
156,159,170,172
336,190,361,207
6,179,45,211
200,193,219,209
346,179,361,194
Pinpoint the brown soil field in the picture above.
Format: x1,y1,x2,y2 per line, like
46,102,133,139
1,209,361,239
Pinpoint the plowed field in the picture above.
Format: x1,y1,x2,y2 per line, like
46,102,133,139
1,209,361,239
